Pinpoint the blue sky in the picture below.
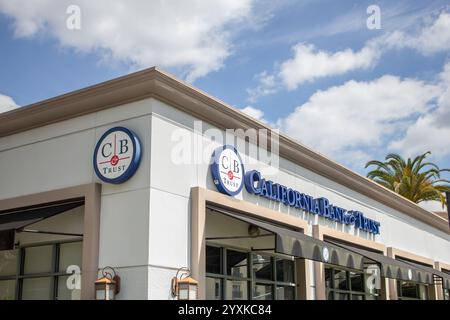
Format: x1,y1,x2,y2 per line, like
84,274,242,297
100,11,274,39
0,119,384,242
0,0,449,209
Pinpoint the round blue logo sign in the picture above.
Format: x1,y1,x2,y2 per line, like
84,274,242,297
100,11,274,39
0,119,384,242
211,145,245,196
93,127,142,184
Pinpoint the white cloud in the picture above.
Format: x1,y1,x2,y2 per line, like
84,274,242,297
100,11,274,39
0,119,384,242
0,0,255,81
246,71,278,102
279,43,379,90
248,9,450,100
0,94,19,113
240,106,268,124
389,62,450,158
401,11,450,55
277,75,440,163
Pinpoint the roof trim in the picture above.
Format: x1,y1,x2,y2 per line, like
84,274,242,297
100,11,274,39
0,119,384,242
1,67,448,234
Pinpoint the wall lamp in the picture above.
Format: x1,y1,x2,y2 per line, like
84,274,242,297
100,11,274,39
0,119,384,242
171,267,198,300
95,266,121,300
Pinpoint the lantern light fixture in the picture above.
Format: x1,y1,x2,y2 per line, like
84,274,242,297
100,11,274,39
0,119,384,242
171,267,198,300
95,266,121,300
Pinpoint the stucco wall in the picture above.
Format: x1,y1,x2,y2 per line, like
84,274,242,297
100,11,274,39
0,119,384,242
1,96,449,300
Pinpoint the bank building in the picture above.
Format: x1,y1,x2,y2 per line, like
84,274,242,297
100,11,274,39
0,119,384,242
0,67,449,300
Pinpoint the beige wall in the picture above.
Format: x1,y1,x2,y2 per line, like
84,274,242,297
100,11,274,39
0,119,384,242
191,186,447,300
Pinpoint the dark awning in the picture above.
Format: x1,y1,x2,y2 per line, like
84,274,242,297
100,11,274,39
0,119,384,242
400,260,450,289
207,206,365,270
0,198,84,232
330,241,437,285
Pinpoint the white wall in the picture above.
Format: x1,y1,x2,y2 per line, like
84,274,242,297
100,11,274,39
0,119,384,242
1,95,450,300
149,99,450,268
0,98,154,299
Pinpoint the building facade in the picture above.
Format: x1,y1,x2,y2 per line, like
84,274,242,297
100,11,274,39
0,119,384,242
0,68,449,300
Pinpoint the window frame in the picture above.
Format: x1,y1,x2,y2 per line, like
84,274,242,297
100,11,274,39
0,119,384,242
0,239,82,300
205,243,297,300
324,265,378,300
396,280,428,300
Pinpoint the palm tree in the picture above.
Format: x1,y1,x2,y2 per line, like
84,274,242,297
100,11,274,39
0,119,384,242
365,152,450,209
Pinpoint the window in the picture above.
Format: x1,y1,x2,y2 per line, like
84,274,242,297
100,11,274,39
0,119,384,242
0,241,82,300
444,288,449,300
205,244,297,300
325,266,378,300
397,281,428,300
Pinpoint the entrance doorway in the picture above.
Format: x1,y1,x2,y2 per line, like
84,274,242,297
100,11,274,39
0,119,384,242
0,201,84,300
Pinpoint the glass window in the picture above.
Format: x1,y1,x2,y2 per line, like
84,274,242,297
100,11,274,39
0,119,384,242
397,281,428,300
205,277,222,300
226,280,247,300
325,267,332,289
276,286,295,300
334,292,350,300
253,283,272,300
252,254,273,281
59,242,82,272
0,249,18,276
226,250,247,278
21,277,53,300
349,271,364,292
0,241,82,300
24,245,54,274
334,269,348,290
206,246,222,274
398,281,418,299
327,290,334,300
444,288,449,300
325,266,374,300
57,275,81,300
276,258,294,283
0,280,16,300
205,243,298,300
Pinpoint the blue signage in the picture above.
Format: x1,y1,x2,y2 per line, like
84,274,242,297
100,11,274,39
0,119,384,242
244,170,380,234
93,126,142,184
210,145,245,196
211,146,381,235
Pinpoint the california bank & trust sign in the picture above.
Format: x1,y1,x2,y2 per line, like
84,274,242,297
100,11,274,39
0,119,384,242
211,145,381,235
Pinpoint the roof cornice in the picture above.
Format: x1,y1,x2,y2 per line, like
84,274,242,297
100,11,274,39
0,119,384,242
1,67,448,234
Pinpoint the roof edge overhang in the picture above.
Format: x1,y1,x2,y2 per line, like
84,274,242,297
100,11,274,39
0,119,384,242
1,67,448,234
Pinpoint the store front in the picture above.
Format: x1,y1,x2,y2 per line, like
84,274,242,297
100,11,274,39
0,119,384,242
0,200,84,299
0,185,101,300
324,265,377,300
1,68,450,300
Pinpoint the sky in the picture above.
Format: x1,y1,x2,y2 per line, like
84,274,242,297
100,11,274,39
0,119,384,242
0,0,449,211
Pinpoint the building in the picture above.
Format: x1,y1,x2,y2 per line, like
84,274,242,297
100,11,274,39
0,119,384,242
0,67,449,300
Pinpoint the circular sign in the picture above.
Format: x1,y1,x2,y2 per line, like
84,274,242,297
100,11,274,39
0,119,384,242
322,247,330,262
93,127,142,184
210,145,245,196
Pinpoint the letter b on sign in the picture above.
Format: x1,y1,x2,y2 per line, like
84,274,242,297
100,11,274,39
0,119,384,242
120,139,129,154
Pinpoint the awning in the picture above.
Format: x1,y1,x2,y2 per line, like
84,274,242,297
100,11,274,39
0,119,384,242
400,260,450,289
0,198,84,232
207,206,365,270
330,241,437,285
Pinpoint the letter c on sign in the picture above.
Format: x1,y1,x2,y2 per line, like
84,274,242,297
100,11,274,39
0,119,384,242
221,155,229,169
244,170,262,194
101,143,112,158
